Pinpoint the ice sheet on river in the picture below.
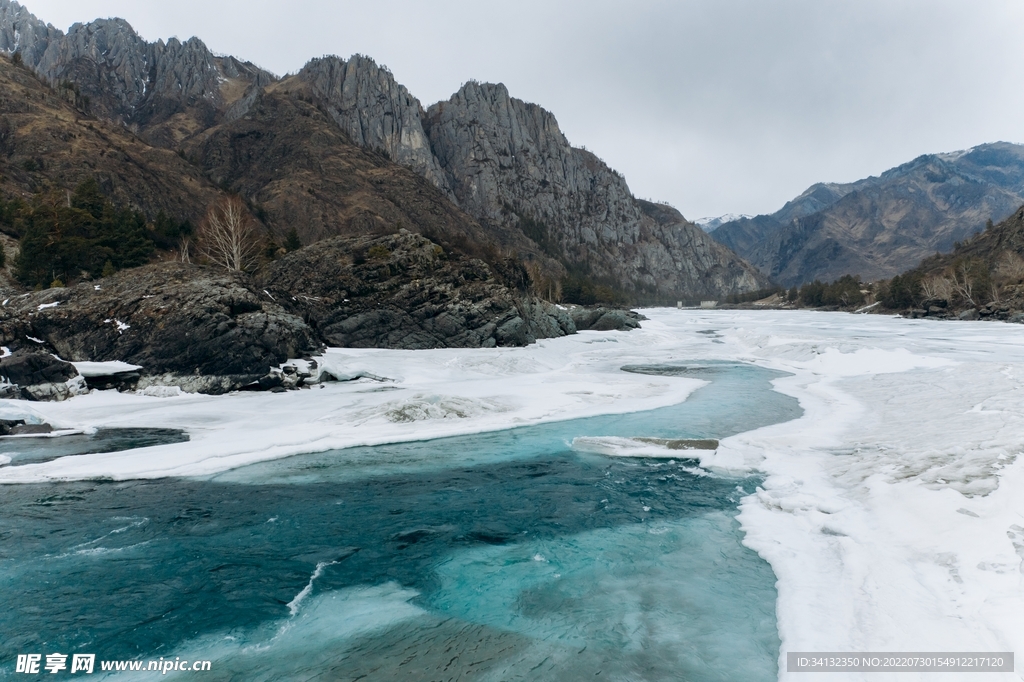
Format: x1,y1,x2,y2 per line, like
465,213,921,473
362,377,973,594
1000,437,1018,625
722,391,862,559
3,309,1024,680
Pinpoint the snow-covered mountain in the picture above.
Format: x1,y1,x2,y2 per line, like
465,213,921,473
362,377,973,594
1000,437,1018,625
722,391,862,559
694,214,754,233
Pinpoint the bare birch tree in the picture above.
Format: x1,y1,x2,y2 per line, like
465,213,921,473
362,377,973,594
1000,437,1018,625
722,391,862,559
951,260,977,307
197,196,261,271
921,274,953,302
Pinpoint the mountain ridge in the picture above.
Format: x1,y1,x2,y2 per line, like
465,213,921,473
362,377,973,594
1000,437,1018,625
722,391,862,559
711,142,1024,287
0,0,769,302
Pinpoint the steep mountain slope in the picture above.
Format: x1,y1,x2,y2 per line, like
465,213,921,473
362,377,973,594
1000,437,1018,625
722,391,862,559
298,59,767,299
422,82,766,299
181,75,554,280
0,52,221,224
0,0,769,302
873,205,1024,320
712,143,1024,286
0,0,270,145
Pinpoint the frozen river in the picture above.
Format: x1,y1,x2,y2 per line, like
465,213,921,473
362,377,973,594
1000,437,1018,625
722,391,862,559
2,309,1023,680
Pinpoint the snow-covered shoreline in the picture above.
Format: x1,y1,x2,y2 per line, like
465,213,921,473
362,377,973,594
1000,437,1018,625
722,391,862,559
2,308,1023,681
0,325,709,482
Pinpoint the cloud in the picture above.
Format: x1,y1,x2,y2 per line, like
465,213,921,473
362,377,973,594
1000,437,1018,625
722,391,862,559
27,0,1024,219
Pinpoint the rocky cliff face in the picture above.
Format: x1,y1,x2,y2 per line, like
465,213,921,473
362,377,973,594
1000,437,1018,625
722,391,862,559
0,0,269,133
271,58,767,299
712,143,1024,286
421,82,767,298
0,0,58,67
0,262,320,393
299,55,451,195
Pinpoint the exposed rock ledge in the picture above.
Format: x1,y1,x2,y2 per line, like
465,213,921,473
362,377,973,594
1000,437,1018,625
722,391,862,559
0,262,319,395
261,232,575,349
0,233,644,398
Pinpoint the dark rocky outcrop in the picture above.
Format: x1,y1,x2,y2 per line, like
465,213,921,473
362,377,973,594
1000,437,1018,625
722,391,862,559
569,307,645,332
0,262,319,394
0,233,642,396
262,232,575,349
0,349,82,400
0,419,53,434
0,348,76,385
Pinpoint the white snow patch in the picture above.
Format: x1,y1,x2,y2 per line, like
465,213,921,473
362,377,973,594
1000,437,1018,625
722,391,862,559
26,336,44,344
141,385,183,398
37,301,59,310
0,346,10,359
72,361,142,377
695,214,753,232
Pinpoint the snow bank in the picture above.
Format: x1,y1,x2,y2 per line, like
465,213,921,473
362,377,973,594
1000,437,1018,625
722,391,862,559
0,329,706,482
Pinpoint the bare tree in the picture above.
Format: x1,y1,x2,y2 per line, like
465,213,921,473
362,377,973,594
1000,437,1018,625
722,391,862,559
996,251,1024,283
921,274,953,302
951,261,977,307
178,235,193,264
197,196,261,271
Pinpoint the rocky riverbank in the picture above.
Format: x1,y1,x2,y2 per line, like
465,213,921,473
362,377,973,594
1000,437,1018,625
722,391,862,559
0,232,645,399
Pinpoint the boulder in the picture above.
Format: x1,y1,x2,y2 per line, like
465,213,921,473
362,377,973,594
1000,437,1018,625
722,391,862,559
0,419,25,435
570,307,644,332
9,422,53,435
0,350,77,386
959,309,981,321
0,350,85,401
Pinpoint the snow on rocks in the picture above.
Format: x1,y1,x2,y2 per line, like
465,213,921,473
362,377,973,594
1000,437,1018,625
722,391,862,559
72,361,143,377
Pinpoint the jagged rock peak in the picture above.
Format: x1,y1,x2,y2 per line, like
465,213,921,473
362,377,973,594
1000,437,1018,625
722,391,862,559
426,79,644,250
36,17,152,116
424,80,768,298
0,0,60,68
298,54,451,194
0,2,263,127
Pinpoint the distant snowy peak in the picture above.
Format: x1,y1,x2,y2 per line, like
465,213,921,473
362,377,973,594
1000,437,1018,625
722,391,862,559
695,214,753,232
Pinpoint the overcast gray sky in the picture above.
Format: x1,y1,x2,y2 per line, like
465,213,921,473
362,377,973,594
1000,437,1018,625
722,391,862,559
26,0,1024,221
